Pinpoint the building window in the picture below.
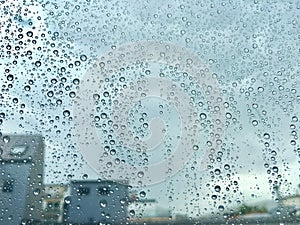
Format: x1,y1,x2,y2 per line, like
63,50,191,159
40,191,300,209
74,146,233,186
10,145,28,155
2,179,14,193
77,187,90,196
98,186,110,195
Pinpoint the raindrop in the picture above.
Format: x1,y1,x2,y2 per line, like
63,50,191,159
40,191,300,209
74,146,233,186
24,85,31,91
224,164,230,170
214,169,221,175
69,92,76,98
139,191,146,198
200,113,207,119
137,171,144,178
64,197,71,204
214,185,221,192
272,166,278,173
63,110,70,117
103,91,109,97
3,136,10,143
51,78,57,84
7,74,14,81
100,113,107,119
47,91,54,97
193,145,199,151
26,31,33,37
100,200,107,208
225,112,232,119
263,133,270,139
257,87,264,92
80,55,87,61
33,188,40,196
218,205,224,211
211,195,217,200
93,94,100,100
252,120,258,126
129,210,135,216
35,61,41,67
73,78,80,85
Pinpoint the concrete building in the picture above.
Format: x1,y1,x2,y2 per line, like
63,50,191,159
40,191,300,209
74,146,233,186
281,195,300,216
42,185,68,223
0,134,45,224
63,180,129,224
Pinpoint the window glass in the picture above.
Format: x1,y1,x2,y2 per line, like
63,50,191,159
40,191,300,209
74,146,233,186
0,0,299,224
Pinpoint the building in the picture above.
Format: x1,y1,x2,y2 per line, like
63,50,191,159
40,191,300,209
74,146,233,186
63,180,129,224
281,195,300,216
0,134,45,224
42,185,68,223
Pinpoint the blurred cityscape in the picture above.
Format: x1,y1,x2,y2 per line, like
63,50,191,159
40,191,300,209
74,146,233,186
0,134,299,224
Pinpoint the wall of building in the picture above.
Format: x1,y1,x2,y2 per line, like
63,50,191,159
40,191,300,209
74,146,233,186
64,180,128,224
0,134,45,224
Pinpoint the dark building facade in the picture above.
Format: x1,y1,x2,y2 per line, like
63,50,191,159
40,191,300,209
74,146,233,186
64,180,129,224
0,134,45,224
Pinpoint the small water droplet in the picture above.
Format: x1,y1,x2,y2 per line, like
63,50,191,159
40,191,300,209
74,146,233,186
80,55,87,61
100,199,107,208
3,136,10,143
139,191,146,198
214,185,221,192
35,61,41,67
218,205,224,211
64,196,71,204
224,164,230,170
137,171,144,178
252,120,258,126
47,91,54,97
63,110,70,117
7,74,14,81
33,188,40,196
73,78,80,85
129,210,135,216
200,113,207,119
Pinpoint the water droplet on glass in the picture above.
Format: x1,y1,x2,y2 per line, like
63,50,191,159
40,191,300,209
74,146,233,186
7,74,14,81
47,91,54,97
63,110,70,117
129,210,135,216
200,113,207,119
137,171,144,178
100,200,107,208
3,136,10,143
218,205,224,211
252,120,258,126
224,164,230,170
80,55,87,61
35,61,41,67
69,91,76,98
139,191,146,198
100,113,107,119
24,85,31,91
73,78,80,85
64,196,71,204
33,188,40,196
214,185,221,192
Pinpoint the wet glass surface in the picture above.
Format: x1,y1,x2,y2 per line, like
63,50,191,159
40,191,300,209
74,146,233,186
0,0,299,224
